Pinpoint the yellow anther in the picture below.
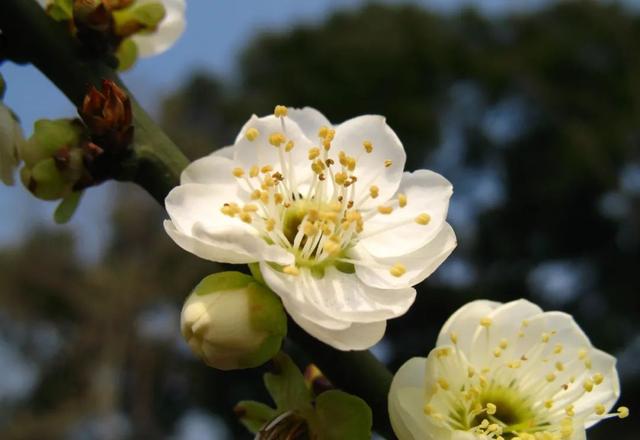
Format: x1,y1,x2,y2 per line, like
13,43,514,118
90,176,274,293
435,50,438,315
578,348,588,360
398,193,407,207
285,140,295,152
378,205,393,215
346,211,362,222
302,221,318,236
415,213,431,225
239,212,252,223
565,405,575,417
546,373,557,382
436,347,451,358
269,132,286,147
542,332,551,343
617,406,629,418
346,157,357,171
274,105,288,117
583,379,594,392
450,332,458,344
499,338,509,349
493,348,502,358
593,373,604,385
508,360,522,369
260,192,270,204
318,126,329,139
554,344,564,354
329,201,342,212
220,205,237,217
423,404,434,415
437,377,449,390
322,139,332,151
479,419,490,429
261,164,273,174
245,127,260,141
584,358,593,370
390,263,407,277
384,159,393,168
335,172,348,185
544,399,554,409
363,140,373,153
247,190,259,200
594,404,606,416
283,265,300,276
319,211,338,222
480,317,493,328
265,218,275,232
274,193,284,204
307,208,319,222
370,185,380,198
486,403,497,415
308,147,321,160
243,204,258,213
323,240,341,255
232,167,244,177
249,165,259,178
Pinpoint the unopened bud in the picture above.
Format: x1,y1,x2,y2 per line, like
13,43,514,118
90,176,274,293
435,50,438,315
80,80,133,152
181,272,287,371
0,102,25,186
20,119,87,200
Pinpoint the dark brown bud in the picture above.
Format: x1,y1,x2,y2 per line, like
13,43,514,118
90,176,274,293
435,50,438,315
79,80,133,152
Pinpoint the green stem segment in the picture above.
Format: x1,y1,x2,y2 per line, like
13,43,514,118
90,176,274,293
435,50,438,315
0,0,394,436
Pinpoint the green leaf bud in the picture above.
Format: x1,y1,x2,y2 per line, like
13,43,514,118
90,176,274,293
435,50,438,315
181,271,287,371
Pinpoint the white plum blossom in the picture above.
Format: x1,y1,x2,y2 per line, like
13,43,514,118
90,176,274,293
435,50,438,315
389,299,629,440
164,106,456,350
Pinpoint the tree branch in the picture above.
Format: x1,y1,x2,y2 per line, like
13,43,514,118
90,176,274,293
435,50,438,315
0,0,394,436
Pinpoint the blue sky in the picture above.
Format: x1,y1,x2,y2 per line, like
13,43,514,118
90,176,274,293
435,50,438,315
0,0,632,262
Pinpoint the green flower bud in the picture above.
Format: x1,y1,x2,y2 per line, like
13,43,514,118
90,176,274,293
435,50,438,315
20,119,88,200
0,102,25,186
181,271,287,371
112,1,166,39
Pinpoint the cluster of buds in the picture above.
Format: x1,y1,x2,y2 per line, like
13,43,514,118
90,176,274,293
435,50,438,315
17,80,133,222
43,0,169,69
20,118,90,201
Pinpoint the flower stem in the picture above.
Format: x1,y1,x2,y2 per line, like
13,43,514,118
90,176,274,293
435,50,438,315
0,0,394,436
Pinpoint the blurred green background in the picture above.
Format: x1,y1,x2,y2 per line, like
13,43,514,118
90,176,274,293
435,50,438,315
0,1,639,438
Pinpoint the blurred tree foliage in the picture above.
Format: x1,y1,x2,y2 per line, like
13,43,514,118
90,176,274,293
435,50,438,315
1,1,639,438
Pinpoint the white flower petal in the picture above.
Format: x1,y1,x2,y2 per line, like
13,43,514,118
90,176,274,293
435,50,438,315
259,262,352,330
390,356,455,440
262,263,415,323
180,153,236,185
332,115,406,208
287,107,332,141
165,184,293,265
165,182,247,233
164,220,254,264
359,170,453,258
133,0,186,57
353,223,456,289
292,312,387,351
211,144,234,159
573,349,620,427
233,114,315,184
436,299,502,355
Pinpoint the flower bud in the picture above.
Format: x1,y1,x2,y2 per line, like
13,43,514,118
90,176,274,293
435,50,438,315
20,118,87,200
181,271,287,371
79,80,133,152
0,102,25,186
